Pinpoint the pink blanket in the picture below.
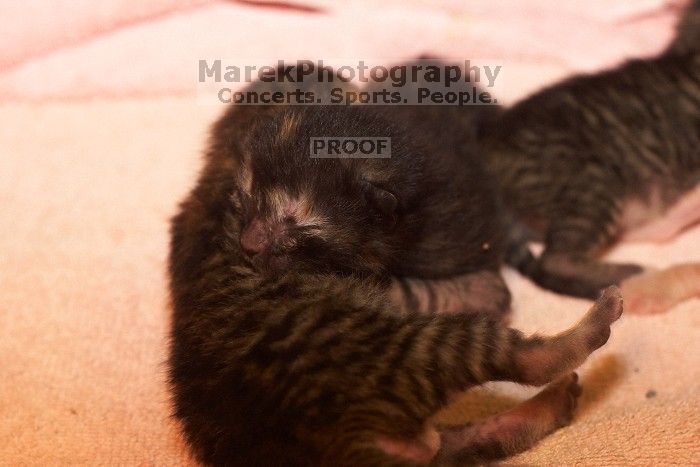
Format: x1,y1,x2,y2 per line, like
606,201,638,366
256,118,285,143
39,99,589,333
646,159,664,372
0,0,683,102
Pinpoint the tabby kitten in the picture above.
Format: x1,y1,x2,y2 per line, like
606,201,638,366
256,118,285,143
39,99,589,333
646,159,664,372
201,63,512,317
168,100,624,465
481,1,700,309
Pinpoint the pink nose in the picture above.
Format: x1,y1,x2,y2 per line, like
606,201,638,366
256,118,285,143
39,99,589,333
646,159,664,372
240,218,268,256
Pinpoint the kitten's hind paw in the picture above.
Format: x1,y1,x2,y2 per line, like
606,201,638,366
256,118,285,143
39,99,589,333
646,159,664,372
579,286,624,350
432,373,582,466
538,372,582,429
621,263,700,314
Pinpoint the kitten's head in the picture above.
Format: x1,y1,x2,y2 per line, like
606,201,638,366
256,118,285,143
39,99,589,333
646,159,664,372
230,106,425,277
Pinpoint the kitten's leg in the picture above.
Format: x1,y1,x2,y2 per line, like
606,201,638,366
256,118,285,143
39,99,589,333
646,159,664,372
536,192,700,311
527,181,643,298
369,288,620,464
311,287,620,465
389,270,511,317
373,374,580,466
433,373,581,465
381,285,621,406
533,251,643,299
535,184,700,312
621,262,700,314
493,286,622,386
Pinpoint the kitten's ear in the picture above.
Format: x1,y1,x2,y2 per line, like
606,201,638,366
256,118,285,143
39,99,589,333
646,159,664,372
362,181,399,227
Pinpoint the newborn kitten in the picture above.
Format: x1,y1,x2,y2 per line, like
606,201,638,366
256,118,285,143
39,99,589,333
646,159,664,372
168,100,624,465
210,62,512,316
481,1,700,312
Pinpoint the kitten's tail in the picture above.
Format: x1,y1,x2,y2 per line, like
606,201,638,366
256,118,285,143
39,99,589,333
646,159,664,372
666,0,700,55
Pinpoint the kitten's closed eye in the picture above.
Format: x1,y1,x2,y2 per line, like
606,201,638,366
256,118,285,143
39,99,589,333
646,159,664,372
362,180,399,227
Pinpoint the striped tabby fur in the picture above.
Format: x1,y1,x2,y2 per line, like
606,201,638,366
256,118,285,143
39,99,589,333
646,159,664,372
168,97,623,465
482,1,700,298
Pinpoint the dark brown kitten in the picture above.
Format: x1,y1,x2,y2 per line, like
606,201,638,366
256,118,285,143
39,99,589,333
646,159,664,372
168,96,624,465
203,63,513,317
481,1,700,306
235,105,503,280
